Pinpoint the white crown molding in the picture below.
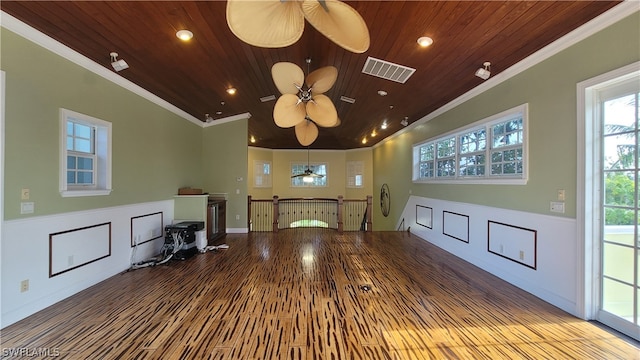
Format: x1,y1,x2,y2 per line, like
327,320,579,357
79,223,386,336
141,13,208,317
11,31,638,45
0,11,205,127
375,1,640,149
203,112,252,127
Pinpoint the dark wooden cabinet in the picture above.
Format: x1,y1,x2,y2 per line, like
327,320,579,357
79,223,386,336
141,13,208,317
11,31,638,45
207,198,226,243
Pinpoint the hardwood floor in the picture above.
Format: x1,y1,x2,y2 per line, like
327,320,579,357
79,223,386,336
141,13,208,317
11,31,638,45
1,229,638,359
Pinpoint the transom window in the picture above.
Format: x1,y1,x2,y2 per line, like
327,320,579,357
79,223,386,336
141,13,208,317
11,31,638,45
413,104,528,184
59,109,112,197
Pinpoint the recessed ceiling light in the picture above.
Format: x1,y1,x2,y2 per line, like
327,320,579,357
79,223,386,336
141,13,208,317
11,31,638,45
176,30,193,41
226,87,237,95
381,121,388,130
250,135,256,143
417,36,433,47
377,90,387,96
361,137,367,144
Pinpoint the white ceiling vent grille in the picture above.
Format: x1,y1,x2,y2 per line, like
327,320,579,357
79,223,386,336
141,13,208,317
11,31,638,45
362,57,416,84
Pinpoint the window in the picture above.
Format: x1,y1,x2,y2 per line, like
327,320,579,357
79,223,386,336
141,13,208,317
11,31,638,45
413,104,527,184
346,161,364,188
60,109,112,197
253,160,272,188
291,162,327,187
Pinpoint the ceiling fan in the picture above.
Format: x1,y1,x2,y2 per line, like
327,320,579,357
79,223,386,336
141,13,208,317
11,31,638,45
292,147,324,182
271,58,339,146
226,0,370,54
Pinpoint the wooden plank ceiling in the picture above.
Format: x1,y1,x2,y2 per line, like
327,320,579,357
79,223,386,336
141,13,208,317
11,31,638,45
1,1,620,149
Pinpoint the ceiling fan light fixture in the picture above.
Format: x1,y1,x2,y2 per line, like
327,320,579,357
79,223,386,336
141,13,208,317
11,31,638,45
417,36,433,47
303,175,314,183
176,29,193,41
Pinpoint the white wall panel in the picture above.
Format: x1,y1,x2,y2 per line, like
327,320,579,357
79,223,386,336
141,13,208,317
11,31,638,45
1,200,174,327
402,195,578,316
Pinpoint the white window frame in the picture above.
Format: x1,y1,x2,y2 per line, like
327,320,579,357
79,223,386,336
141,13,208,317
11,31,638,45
291,162,328,187
60,108,112,197
253,160,272,188
346,161,364,188
413,103,528,185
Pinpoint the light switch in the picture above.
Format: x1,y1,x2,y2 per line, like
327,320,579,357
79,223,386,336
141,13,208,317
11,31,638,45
557,189,565,201
21,188,30,200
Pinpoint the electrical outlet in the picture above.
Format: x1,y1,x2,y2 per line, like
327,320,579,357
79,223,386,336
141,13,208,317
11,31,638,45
519,251,524,260
550,201,565,213
236,214,240,220
20,279,29,292
68,255,74,267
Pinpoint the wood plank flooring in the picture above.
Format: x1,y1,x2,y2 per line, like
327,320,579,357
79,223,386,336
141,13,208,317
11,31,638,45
1,229,638,359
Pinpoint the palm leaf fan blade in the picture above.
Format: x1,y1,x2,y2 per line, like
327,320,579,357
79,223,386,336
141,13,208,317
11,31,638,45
273,94,306,128
226,0,304,48
306,66,337,94
300,0,370,53
295,120,319,146
306,94,338,127
272,62,305,95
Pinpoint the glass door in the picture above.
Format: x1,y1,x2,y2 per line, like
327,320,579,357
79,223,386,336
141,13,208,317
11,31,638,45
598,77,639,340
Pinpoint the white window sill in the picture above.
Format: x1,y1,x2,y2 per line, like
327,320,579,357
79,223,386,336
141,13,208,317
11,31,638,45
60,189,112,197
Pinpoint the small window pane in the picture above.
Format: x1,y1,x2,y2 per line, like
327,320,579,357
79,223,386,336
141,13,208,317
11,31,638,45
420,144,434,161
67,171,76,184
74,123,92,139
437,159,456,177
77,157,94,170
604,94,636,135
437,137,456,158
67,122,74,135
355,175,363,187
459,129,486,154
67,155,77,169
74,138,92,153
77,172,93,184
492,117,523,148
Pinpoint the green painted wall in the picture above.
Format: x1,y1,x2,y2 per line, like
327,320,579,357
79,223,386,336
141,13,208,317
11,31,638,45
1,28,203,220
373,12,640,229
202,120,249,229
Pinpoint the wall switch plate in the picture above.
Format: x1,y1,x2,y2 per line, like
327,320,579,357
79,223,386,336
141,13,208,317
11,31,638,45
550,201,565,213
557,189,565,201
20,202,35,214
21,188,30,200
20,279,29,292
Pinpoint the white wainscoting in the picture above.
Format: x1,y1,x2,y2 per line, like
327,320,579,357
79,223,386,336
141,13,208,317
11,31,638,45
1,200,174,328
401,195,579,316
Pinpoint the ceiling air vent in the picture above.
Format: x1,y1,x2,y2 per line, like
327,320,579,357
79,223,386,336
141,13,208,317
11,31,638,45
362,57,415,84
340,96,356,104
260,95,276,102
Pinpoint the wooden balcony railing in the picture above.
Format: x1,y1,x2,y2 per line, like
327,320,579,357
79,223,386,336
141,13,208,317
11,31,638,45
248,195,372,233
